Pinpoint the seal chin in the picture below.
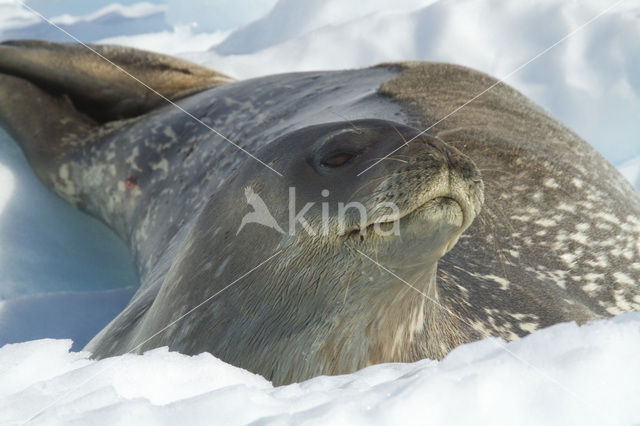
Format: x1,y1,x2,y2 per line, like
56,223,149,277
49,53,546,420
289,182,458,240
401,195,465,253
351,194,464,240
417,196,464,225
431,190,481,253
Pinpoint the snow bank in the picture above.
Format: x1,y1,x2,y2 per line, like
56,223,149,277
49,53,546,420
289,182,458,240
213,0,435,55
1,313,639,425
0,2,169,42
165,0,278,33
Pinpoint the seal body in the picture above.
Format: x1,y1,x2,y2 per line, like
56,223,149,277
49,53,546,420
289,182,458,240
1,41,639,385
380,64,640,326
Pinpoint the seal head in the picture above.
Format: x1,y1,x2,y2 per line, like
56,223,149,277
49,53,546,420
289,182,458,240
134,119,483,384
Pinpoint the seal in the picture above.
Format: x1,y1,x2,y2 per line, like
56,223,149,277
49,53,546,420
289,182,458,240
1,41,639,386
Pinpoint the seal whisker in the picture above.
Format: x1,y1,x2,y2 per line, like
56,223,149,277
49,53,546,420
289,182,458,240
329,109,363,134
389,259,437,268
369,157,409,164
342,268,358,304
479,168,511,173
347,173,396,201
390,123,409,145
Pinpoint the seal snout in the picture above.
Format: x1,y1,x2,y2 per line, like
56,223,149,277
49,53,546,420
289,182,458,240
364,130,484,253
418,134,483,217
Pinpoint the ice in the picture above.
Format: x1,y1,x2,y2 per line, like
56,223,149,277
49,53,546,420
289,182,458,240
0,313,639,425
0,288,134,351
0,130,138,300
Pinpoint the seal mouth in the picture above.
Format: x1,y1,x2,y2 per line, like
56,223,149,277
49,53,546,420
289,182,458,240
341,157,484,249
346,195,466,239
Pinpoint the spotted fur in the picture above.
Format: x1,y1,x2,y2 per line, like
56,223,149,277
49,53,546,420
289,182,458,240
1,43,639,386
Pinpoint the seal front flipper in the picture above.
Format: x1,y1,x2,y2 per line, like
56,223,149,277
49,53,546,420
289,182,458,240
0,40,233,123
0,72,94,177
0,40,233,197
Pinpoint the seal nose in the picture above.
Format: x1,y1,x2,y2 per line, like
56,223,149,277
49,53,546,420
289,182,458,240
416,135,457,166
409,133,484,223
416,135,480,182
410,134,451,160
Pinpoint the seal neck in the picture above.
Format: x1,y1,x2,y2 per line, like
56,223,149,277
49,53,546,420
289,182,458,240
359,268,462,365
304,265,464,379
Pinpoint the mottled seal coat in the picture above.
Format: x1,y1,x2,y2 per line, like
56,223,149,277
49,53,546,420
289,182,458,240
1,41,639,385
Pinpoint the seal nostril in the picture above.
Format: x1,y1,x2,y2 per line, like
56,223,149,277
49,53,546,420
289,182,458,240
444,147,458,168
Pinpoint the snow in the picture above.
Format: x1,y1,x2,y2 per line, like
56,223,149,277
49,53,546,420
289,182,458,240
619,156,640,193
98,25,230,56
1,0,639,423
165,0,278,32
1,2,169,42
0,162,13,217
22,0,149,18
213,0,436,55
1,313,639,425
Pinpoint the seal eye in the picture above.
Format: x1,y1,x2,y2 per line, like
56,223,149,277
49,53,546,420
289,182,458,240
321,152,356,168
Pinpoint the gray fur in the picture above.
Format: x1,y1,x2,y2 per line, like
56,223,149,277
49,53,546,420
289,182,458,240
1,43,639,386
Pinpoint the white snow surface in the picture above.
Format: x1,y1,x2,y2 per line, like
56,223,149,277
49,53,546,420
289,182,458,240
2,313,640,425
0,2,170,42
619,156,640,193
1,1,640,424
165,0,278,32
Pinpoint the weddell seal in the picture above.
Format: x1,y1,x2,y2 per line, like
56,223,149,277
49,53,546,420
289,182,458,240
1,41,640,385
